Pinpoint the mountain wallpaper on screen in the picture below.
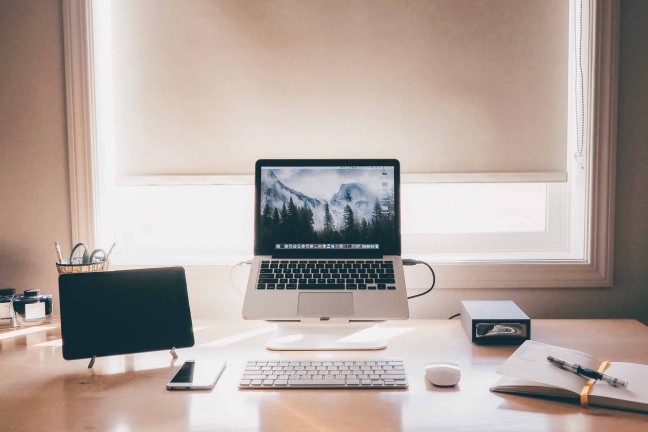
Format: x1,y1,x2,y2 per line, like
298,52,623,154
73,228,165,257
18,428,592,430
258,169,396,250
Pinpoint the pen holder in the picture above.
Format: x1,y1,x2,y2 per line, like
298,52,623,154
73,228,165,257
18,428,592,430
56,259,110,275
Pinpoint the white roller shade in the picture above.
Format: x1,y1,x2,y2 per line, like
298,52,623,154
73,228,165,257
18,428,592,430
109,0,568,179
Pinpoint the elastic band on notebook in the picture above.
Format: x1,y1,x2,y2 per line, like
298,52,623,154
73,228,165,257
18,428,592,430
580,361,611,408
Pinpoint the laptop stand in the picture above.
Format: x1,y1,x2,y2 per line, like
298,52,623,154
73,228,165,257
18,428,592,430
265,320,387,351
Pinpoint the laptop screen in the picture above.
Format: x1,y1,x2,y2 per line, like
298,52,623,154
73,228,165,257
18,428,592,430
255,159,400,257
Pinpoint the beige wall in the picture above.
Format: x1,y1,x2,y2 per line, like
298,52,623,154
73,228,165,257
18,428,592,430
0,0,71,300
1,1,646,324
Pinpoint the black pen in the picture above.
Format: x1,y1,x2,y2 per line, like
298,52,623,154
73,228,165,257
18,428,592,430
547,355,628,389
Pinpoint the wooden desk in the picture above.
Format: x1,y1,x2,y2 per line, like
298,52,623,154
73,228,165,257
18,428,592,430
1,319,647,431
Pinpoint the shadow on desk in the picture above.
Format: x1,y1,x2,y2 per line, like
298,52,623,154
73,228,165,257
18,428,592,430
492,391,648,431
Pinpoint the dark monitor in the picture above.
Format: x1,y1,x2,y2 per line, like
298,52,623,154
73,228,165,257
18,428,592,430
58,267,194,360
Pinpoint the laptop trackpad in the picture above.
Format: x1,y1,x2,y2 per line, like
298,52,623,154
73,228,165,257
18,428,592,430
297,293,354,318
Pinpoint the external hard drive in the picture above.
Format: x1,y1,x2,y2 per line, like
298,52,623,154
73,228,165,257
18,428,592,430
460,300,530,345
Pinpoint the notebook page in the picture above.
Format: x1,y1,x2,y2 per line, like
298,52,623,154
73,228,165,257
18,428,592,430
496,340,599,395
589,362,648,412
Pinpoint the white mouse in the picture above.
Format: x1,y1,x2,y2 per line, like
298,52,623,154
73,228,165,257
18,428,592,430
425,362,461,387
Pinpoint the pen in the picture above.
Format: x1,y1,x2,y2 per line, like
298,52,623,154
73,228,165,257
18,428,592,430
106,242,117,261
54,241,64,262
547,355,628,389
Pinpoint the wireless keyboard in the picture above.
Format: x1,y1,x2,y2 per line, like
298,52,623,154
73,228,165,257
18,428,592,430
238,359,408,389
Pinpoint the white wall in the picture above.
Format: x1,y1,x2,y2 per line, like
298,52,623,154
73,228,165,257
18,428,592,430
1,0,646,324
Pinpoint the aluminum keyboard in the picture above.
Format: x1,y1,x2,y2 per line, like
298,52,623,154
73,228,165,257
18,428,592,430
257,259,397,290
238,359,408,389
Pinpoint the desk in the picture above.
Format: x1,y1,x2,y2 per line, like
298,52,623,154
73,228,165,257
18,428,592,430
1,319,646,431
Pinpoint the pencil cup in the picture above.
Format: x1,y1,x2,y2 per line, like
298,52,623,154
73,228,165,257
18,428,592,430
56,258,110,274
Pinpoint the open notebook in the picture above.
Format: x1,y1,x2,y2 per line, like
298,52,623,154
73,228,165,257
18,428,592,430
491,340,648,414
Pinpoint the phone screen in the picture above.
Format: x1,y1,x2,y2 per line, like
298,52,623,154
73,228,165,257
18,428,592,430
170,361,196,383
167,360,226,390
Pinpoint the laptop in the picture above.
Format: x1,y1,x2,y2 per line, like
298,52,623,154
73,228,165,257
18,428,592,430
242,159,409,321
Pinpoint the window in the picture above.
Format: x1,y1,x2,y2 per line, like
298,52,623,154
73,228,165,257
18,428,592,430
63,0,617,288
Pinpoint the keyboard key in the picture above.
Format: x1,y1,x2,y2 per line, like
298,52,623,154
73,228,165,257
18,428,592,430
385,374,407,380
375,278,396,284
288,379,347,386
242,375,267,380
299,283,345,290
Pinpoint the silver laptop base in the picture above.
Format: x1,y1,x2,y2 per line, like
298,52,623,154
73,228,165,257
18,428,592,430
265,320,387,351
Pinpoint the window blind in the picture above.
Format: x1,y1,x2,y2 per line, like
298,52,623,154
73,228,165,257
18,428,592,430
108,0,568,179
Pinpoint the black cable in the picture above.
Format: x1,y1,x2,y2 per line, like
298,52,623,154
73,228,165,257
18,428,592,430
403,259,436,300
448,313,461,320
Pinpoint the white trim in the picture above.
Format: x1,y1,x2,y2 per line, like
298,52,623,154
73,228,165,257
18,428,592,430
404,173,568,184
116,175,255,186
63,0,618,289
584,0,618,287
62,0,98,246
115,172,567,187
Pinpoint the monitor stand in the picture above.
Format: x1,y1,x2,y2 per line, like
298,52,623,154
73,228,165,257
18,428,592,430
265,319,387,351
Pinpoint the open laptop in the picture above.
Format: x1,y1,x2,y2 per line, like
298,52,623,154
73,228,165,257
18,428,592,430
242,159,409,322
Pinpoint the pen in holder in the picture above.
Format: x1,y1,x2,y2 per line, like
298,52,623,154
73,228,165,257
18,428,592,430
55,242,114,275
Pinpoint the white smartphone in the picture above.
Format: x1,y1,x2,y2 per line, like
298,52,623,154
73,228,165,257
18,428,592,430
166,360,226,391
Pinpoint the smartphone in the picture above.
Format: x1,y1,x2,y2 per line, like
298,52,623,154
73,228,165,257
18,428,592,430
166,360,226,391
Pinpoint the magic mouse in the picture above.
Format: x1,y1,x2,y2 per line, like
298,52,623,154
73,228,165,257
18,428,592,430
425,363,461,387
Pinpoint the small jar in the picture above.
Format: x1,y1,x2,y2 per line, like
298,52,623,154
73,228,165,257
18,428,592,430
13,289,53,326
0,288,19,329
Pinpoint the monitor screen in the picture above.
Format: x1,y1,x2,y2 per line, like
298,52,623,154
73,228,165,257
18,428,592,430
58,267,194,360
255,160,400,257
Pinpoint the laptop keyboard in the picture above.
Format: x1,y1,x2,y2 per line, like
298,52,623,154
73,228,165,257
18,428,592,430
256,259,396,290
239,359,408,389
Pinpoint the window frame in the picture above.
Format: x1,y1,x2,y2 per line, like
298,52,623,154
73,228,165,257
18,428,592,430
62,0,618,289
